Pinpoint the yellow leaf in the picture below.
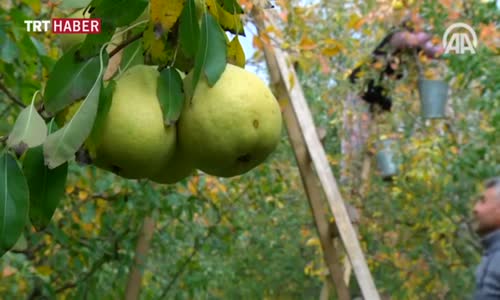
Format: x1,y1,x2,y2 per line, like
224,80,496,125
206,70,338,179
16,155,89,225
373,61,384,70
392,0,404,10
71,212,80,223
321,38,344,56
252,35,263,50
142,24,170,65
78,190,89,201
347,14,365,30
305,237,320,247
21,0,41,14
304,261,314,275
82,223,94,233
205,0,219,19
278,96,288,112
95,198,107,210
217,182,228,193
299,36,317,50
300,228,311,237
216,2,244,35
480,121,495,133
327,154,339,165
65,185,75,194
424,68,439,80
227,36,246,67
276,200,284,209
362,27,373,36
322,47,341,57
188,176,199,195
150,0,184,32
143,0,183,65
36,266,53,276
295,57,312,73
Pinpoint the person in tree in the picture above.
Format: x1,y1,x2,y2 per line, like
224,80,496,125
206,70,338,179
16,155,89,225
473,177,500,299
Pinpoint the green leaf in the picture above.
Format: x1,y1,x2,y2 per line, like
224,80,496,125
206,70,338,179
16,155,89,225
23,144,68,231
7,101,48,151
0,35,19,64
91,0,148,27
43,48,103,114
43,66,104,169
0,152,29,257
158,68,185,126
81,201,96,222
192,13,227,93
38,53,54,70
59,0,92,9
179,0,200,58
30,36,47,56
89,80,115,145
221,0,244,14
215,1,245,36
78,21,115,59
12,233,27,251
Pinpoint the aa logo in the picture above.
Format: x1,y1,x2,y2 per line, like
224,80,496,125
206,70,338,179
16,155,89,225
443,22,478,55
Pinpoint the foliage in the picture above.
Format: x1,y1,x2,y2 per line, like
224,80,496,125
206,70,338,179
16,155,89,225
264,0,498,298
0,0,498,299
0,0,321,298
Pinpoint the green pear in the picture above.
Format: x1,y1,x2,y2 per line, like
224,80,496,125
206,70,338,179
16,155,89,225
178,64,283,178
91,64,176,179
148,147,196,184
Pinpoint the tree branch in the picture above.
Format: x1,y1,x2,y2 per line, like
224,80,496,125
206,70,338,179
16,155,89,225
157,226,218,299
54,229,129,294
0,80,26,108
55,255,109,294
109,31,144,58
125,216,156,300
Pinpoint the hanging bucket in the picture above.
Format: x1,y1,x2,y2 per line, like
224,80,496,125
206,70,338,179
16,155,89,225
418,79,449,119
376,139,399,179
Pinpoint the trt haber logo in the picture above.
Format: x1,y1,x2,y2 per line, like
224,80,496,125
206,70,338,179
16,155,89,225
24,18,101,34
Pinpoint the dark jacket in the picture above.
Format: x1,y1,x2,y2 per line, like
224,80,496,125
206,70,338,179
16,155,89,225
474,229,500,300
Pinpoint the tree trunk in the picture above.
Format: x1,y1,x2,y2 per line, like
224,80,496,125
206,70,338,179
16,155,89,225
125,216,155,300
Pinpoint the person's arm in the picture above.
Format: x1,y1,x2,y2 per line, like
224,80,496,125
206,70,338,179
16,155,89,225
481,253,500,299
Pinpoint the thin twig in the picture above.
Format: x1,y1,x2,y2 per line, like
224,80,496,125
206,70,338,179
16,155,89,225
54,229,129,294
66,186,130,202
157,198,222,299
55,255,108,293
109,31,144,58
0,81,26,108
157,226,218,299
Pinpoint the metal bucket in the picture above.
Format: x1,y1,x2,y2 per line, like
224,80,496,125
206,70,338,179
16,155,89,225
418,79,449,119
376,139,399,179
